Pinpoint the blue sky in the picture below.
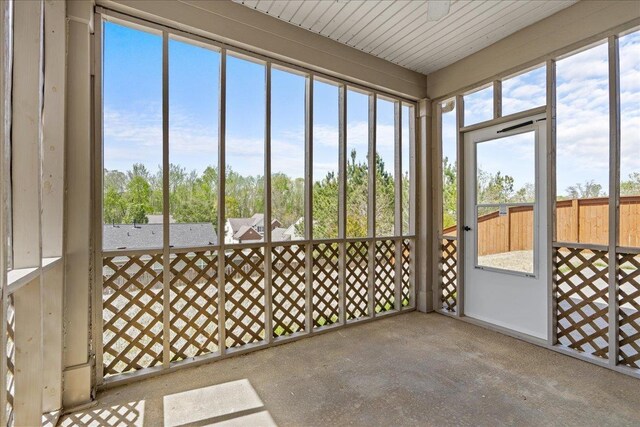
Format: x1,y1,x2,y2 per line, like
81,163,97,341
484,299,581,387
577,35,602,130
103,21,399,182
104,21,638,197
442,31,640,198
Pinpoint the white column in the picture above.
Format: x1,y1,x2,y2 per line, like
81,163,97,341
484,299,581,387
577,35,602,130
416,99,431,312
63,0,94,408
11,0,44,423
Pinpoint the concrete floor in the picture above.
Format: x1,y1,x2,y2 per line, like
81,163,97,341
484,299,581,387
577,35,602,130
60,312,640,427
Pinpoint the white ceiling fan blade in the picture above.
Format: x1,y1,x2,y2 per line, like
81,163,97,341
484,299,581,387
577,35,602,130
427,0,451,22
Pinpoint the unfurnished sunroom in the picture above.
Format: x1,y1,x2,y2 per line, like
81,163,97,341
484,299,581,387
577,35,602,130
0,0,639,426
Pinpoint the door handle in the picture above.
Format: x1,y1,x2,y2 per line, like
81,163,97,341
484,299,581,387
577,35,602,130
463,226,472,232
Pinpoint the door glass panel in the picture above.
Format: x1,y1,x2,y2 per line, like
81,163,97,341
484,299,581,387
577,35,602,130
476,131,536,275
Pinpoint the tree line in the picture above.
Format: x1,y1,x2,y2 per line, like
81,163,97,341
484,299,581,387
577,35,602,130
442,157,640,229
104,149,410,239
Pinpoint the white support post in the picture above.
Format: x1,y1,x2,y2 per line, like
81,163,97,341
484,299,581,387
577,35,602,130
42,0,66,259
162,31,171,368
0,1,12,423
546,59,557,345
92,10,105,385
42,261,64,413
217,49,227,354
264,62,273,342
41,1,67,410
455,94,465,317
63,0,94,408
338,84,347,325
431,102,443,312
607,35,621,367
11,0,44,423
368,94,376,317
493,80,502,119
394,101,402,311
304,75,313,332
417,99,430,313
408,103,418,309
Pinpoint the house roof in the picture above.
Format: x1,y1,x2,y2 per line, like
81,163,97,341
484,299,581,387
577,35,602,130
234,225,262,242
228,213,281,235
271,227,291,242
103,223,217,250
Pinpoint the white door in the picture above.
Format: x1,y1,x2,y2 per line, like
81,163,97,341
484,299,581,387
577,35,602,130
463,114,548,339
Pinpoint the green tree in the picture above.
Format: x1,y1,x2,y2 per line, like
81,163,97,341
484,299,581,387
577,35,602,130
124,175,152,223
621,172,640,196
477,170,515,204
442,157,457,229
346,149,368,237
103,186,126,224
566,180,604,199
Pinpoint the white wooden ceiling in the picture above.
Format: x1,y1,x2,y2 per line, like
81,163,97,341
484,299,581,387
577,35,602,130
233,0,577,75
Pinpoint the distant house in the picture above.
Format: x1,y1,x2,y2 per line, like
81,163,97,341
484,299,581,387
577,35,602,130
103,222,217,250
225,213,301,243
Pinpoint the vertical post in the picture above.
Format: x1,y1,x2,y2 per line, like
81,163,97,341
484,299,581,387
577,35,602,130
493,80,502,119
417,99,430,313
304,75,313,332
368,94,377,316
507,208,512,252
607,35,620,366
408,103,418,309
92,10,105,385
42,0,66,408
455,94,465,317
264,62,273,342
572,198,579,242
432,102,443,312
0,0,12,423
217,49,227,354
161,31,170,368
394,101,402,311
64,0,93,407
546,59,557,345
11,0,43,422
338,84,347,324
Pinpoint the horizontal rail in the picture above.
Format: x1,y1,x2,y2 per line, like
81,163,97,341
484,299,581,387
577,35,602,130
552,241,609,251
103,236,416,256
617,246,640,255
460,106,546,133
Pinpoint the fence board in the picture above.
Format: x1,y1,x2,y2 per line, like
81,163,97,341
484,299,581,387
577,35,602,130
444,196,640,256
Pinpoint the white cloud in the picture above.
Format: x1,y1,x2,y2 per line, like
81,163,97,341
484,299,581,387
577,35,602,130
103,103,399,180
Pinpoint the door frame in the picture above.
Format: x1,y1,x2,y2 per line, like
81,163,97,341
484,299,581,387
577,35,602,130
468,123,542,279
461,113,548,338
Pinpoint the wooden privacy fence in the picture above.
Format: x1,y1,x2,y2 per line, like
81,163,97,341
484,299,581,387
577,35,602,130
443,196,640,255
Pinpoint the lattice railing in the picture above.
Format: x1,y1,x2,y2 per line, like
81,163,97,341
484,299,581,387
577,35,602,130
374,240,395,313
100,237,415,381
312,243,340,328
618,252,640,369
554,246,609,359
401,239,412,308
169,251,219,361
440,238,457,312
103,254,164,375
224,248,265,348
272,244,306,337
345,241,369,320
5,294,14,426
